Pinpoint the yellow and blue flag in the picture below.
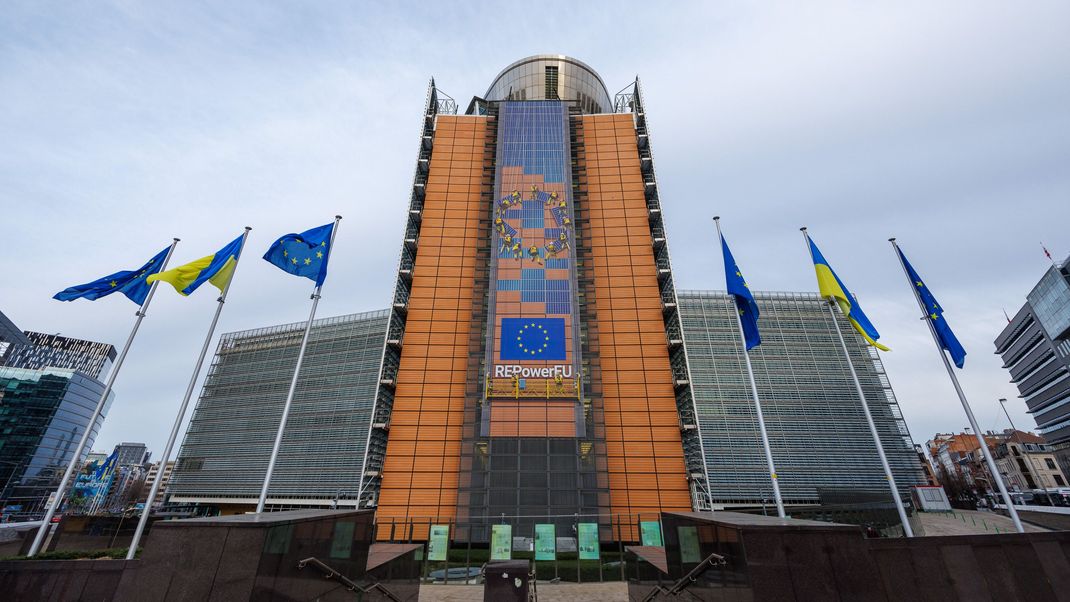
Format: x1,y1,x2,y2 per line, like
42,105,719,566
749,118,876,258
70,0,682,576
54,245,170,305
147,234,245,296
897,246,966,368
263,222,334,286
807,234,890,351
720,233,760,349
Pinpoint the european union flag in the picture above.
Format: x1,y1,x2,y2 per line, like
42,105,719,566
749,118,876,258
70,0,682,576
500,318,567,360
897,247,966,368
263,222,334,286
54,245,171,305
720,233,761,350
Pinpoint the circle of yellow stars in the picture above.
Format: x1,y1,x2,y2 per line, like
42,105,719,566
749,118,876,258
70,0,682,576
282,240,327,267
516,322,551,356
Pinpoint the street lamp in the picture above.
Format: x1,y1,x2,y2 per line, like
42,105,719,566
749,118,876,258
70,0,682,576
999,398,1053,503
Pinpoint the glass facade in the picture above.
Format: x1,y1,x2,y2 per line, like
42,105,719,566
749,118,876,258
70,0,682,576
0,367,111,519
1028,264,1070,341
168,310,388,508
484,101,583,429
2,332,115,380
997,261,1070,477
677,291,925,505
485,55,612,114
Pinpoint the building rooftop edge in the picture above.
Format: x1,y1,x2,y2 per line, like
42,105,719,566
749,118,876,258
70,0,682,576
484,54,611,102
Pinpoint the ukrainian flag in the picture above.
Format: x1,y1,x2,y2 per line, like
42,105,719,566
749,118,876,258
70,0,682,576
147,234,245,296
806,234,890,351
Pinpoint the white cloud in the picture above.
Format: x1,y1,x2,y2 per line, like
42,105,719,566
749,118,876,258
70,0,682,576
2,1,1068,456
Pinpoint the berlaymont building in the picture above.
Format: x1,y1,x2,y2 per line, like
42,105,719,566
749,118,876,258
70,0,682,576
168,55,924,541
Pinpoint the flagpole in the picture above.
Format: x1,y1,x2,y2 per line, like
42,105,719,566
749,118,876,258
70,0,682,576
28,238,180,557
801,228,914,537
714,217,785,518
256,216,341,513
889,238,1024,533
125,228,252,559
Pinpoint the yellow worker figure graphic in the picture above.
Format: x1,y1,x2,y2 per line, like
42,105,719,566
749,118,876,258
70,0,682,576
545,191,558,206
528,244,543,265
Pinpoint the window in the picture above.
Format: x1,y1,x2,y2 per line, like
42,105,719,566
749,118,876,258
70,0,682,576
1046,458,1057,469
545,66,559,99
1056,475,1066,486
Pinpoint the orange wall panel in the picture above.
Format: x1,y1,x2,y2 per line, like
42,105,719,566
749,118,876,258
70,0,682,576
581,114,691,518
377,116,490,523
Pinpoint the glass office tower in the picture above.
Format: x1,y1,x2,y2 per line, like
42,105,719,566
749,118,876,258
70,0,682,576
995,255,1070,480
0,367,111,519
168,310,389,512
677,291,925,506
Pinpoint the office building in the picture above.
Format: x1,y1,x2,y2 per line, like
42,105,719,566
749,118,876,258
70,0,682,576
169,56,927,539
368,55,698,538
0,310,30,364
140,460,175,508
3,331,115,380
167,310,389,512
112,442,150,468
0,315,116,519
995,254,1070,479
677,291,925,506
0,367,112,518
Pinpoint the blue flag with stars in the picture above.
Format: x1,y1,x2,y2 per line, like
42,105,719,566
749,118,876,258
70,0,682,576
897,246,966,368
54,245,171,305
721,233,761,350
263,222,334,286
500,318,567,360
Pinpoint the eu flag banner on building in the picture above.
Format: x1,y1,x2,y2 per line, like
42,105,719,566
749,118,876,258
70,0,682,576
896,247,967,368
147,234,244,296
54,245,171,305
807,234,890,352
500,318,567,360
721,233,761,350
263,222,334,286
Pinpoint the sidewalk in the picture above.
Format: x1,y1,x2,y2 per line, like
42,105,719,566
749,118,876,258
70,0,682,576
420,582,628,601
917,509,1049,536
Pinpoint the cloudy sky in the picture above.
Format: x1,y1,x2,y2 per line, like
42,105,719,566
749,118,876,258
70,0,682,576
3,1,1069,459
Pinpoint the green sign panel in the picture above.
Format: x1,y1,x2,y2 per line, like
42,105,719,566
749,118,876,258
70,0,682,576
491,524,512,560
330,521,355,559
640,521,663,547
678,526,701,563
264,524,293,554
577,523,600,560
428,524,449,561
535,523,556,560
